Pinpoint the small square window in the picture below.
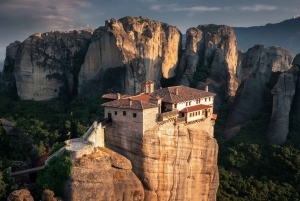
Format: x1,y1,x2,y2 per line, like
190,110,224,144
114,111,117,115
133,113,137,118
123,111,126,116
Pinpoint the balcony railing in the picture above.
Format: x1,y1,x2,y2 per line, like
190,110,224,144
158,109,178,121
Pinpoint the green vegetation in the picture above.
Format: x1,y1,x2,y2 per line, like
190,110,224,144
36,151,73,198
0,89,103,198
216,72,300,200
190,53,215,88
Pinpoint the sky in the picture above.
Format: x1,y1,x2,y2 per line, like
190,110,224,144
0,0,299,69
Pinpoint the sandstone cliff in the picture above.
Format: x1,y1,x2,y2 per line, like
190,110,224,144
224,45,294,138
11,30,93,100
177,24,239,112
65,147,144,201
267,54,300,144
106,119,219,201
78,16,181,96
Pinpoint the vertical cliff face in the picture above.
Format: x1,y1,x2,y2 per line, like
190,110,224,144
0,41,21,91
12,30,93,100
178,25,239,113
224,45,294,138
78,16,182,96
106,119,219,201
268,54,300,144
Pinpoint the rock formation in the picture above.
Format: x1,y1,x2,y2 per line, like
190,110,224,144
7,189,34,201
106,119,219,201
12,30,93,100
78,16,181,97
65,147,144,201
0,41,21,92
177,24,239,112
42,189,62,201
225,45,294,138
267,67,298,144
292,54,300,116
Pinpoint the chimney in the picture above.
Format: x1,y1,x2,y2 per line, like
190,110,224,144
205,86,208,92
175,88,179,95
117,93,121,100
129,98,132,106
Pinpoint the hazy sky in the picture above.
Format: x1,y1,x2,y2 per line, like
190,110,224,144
0,0,299,66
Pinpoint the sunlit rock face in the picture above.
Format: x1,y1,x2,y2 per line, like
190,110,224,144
78,16,182,97
177,24,239,113
13,30,93,100
65,147,144,201
224,45,294,139
105,119,219,201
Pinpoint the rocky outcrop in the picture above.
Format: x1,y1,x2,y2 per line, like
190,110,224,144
267,67,298,144
177,24,239,112
106,119,219,201
224,45,294,138
12,30,93,100
65,147,144,201
292,54,300,116
267,54,300,144
7,189,34,201
0,41,21,92
42,189,62,201
78,16,181,96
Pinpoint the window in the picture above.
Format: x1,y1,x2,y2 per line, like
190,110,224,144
114,111,117,115
186,102,188,106
190,113,192,117
133,113,137,118
189,102,191,106
205,98,207,102
209,97,211,101
174,104,177,109
123,111,126,116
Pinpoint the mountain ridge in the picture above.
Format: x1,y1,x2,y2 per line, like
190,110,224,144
233,17,300,55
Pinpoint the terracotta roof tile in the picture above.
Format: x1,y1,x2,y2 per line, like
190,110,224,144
102,93,131,100
149,86,215,103
101,98,158,110
181,104,213,113
211,114,217,120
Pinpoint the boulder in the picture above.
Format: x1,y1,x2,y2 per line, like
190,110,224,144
7,189,34,201
65,148,144,201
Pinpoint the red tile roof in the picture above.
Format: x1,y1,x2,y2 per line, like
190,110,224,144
130,93,152,102
211,114,217,120
102,93,131,99
181,104,213,113
149,86,215,104
101,98,158,110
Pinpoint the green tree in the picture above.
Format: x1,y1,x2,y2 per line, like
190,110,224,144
36,151,73,198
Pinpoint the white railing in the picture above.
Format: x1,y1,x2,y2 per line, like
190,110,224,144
45,146,66,165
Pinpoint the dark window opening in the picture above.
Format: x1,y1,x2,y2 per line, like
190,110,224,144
133,113,137,118
114,111,117,115
123,111,126,116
